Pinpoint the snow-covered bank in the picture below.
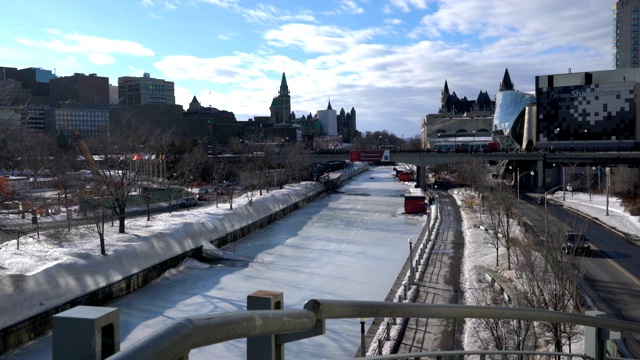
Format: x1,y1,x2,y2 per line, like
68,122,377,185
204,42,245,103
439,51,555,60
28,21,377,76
0,181,325,329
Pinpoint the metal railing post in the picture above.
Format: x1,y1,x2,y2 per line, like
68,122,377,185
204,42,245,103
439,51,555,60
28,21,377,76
584,310,621,360
247,290,284,360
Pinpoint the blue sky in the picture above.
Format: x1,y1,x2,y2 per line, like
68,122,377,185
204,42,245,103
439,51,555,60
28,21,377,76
1,0,612,138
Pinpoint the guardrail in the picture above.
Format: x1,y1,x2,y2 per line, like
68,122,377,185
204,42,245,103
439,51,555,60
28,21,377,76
53,298,637,360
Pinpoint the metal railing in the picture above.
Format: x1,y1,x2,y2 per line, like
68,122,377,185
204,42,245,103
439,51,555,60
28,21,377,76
53,298,640,360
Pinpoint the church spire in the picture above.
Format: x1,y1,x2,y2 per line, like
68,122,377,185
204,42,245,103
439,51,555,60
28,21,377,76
279,72,289,96
327,98,332,110
499,68,514,91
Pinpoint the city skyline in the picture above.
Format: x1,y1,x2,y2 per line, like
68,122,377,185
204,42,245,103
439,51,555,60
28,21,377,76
1,0,613,138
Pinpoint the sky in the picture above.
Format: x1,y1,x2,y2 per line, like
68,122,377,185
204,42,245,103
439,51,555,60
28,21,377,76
2,163,639,358
0,0,614,138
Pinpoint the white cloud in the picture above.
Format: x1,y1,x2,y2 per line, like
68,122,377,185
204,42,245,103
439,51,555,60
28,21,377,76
218,34,232,41
384,18,403,25
238,3,316,23
338,0,365,14
264,23,383,54
389,0,428,13
198,0,239,8
88,53,116,65
17,30,155,59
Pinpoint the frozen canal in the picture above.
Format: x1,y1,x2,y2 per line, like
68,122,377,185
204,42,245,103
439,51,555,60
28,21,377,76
4,165,428,360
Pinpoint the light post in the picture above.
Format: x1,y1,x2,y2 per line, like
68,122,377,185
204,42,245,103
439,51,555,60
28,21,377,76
378,135,381,149
544,185,563,211
408,238,414,285
606,167,610,216
515,169,535,206
472,131,475,152
358,318,367,357
555,128,560,151
584,129,589,152
593,165,602,192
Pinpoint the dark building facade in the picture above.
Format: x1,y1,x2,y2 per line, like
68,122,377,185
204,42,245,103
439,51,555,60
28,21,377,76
337,107,357,143
1,66,53,105
50,73,110,106
535,68,639,150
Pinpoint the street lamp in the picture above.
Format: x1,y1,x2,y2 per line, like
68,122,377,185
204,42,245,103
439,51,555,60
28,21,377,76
408,238,414,285
472,131,475,153
606,167,610,216
584,129,589,152
555,128,560,151
358,318,367,357
592,165,602,192
515,168,535,206
378,135,381,149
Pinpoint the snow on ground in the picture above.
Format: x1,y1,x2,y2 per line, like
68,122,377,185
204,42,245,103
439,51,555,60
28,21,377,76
453,188,640,354
0,164,431,359
1,167,637,359
0,179,331,329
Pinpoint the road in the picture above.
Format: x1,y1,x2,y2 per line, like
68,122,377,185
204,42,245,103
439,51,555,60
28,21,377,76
519,196,640,357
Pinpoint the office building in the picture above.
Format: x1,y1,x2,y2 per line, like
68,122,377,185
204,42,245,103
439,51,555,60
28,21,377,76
50,73,109,106
117,73,175,106
535,67,639,150
613,0,640,69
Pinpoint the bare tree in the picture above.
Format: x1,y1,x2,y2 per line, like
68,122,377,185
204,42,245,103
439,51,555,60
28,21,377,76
173,145,208,211
580,165,596,202
75,120,168,233
610,166,640,198
283,141,310,185
515,217,587,352
484,187,507,268
207,156,233,208
241,155,262,206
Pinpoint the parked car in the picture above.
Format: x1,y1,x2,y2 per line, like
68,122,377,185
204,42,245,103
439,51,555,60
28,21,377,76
216,187,229,195
562,231,592,256
179,197,197,208
197,194,208,201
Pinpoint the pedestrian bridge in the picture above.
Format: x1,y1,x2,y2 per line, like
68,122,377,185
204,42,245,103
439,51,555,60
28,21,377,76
54,294,638,360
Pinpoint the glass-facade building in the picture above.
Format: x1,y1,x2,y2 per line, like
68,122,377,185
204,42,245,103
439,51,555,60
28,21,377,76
492,90,536,143
45,107,109,139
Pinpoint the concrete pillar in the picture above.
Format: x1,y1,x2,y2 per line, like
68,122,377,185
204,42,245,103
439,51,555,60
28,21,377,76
536,160,544,191
415,165,427,190
522,104,537,150
247,290,284,360
584,310,620,360
52,306,120,360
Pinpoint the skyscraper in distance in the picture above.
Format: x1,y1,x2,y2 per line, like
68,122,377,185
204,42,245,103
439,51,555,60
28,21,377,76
613,0,640,69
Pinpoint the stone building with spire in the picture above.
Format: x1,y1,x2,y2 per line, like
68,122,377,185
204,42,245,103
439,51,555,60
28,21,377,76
269,72,292,123
421,69,524,150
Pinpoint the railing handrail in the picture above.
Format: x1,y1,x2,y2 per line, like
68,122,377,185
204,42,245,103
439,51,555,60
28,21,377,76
345,349,595,360
304,300,640,333
104,300,640,360
107,309,316,360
